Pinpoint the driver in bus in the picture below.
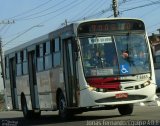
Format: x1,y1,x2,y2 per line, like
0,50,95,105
90,50,108,68
122,50,129,59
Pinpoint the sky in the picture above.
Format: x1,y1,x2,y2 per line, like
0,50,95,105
0,0,160,90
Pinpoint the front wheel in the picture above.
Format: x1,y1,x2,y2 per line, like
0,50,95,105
118,104,134,116
58,93,73,120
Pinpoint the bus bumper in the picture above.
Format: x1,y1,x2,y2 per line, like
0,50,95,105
79,83,157,107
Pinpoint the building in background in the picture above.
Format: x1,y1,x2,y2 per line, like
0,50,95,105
149,30,160,90
149,32,160,53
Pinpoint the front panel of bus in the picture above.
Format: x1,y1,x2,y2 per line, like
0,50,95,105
77,19,157,106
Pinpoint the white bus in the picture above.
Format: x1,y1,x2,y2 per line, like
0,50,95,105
3,18,157,120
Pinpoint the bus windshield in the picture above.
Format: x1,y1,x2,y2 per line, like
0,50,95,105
80,34,150,77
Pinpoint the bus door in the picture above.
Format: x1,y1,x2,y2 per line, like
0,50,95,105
63,38,78,107
9,57,18,109
28,51,39,109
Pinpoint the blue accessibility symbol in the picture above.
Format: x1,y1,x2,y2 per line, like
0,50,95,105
120,64,129,74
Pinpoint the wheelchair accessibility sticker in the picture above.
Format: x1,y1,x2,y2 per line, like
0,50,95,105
120,64,129,74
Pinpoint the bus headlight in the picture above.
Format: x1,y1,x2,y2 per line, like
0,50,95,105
88,85,97,91
88,85,108,92
144,80,151,87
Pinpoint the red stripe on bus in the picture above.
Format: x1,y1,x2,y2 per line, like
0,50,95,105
86,77,120,91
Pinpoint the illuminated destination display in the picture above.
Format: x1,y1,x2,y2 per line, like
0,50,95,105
77,19,145,34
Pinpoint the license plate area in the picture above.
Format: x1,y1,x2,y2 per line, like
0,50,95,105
115,93,128,98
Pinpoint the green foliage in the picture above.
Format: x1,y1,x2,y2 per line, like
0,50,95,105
0,94,4,104
0,93,4,101
0,93,5,111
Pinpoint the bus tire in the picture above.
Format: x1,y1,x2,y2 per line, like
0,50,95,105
118,104,133,116
21,95,32,119
58,93,72,120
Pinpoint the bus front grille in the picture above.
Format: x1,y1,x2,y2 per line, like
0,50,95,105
95,95,147,103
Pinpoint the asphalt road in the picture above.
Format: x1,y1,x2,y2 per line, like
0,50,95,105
0,106,160,126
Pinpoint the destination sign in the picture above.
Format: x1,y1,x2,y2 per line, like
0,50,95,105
77,19,145,34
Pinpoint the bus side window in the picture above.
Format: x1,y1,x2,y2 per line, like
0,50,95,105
36,44,44,71
53,38,61,67
50,38,55,67
5,56,10,79
45,41,52,69
23,49,28,75
16,51,23,76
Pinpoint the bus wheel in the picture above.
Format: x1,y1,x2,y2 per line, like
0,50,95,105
118,104,133,116
21,95,31,119
58,93,72,120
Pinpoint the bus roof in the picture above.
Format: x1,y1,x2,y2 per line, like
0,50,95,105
74,17,144,24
